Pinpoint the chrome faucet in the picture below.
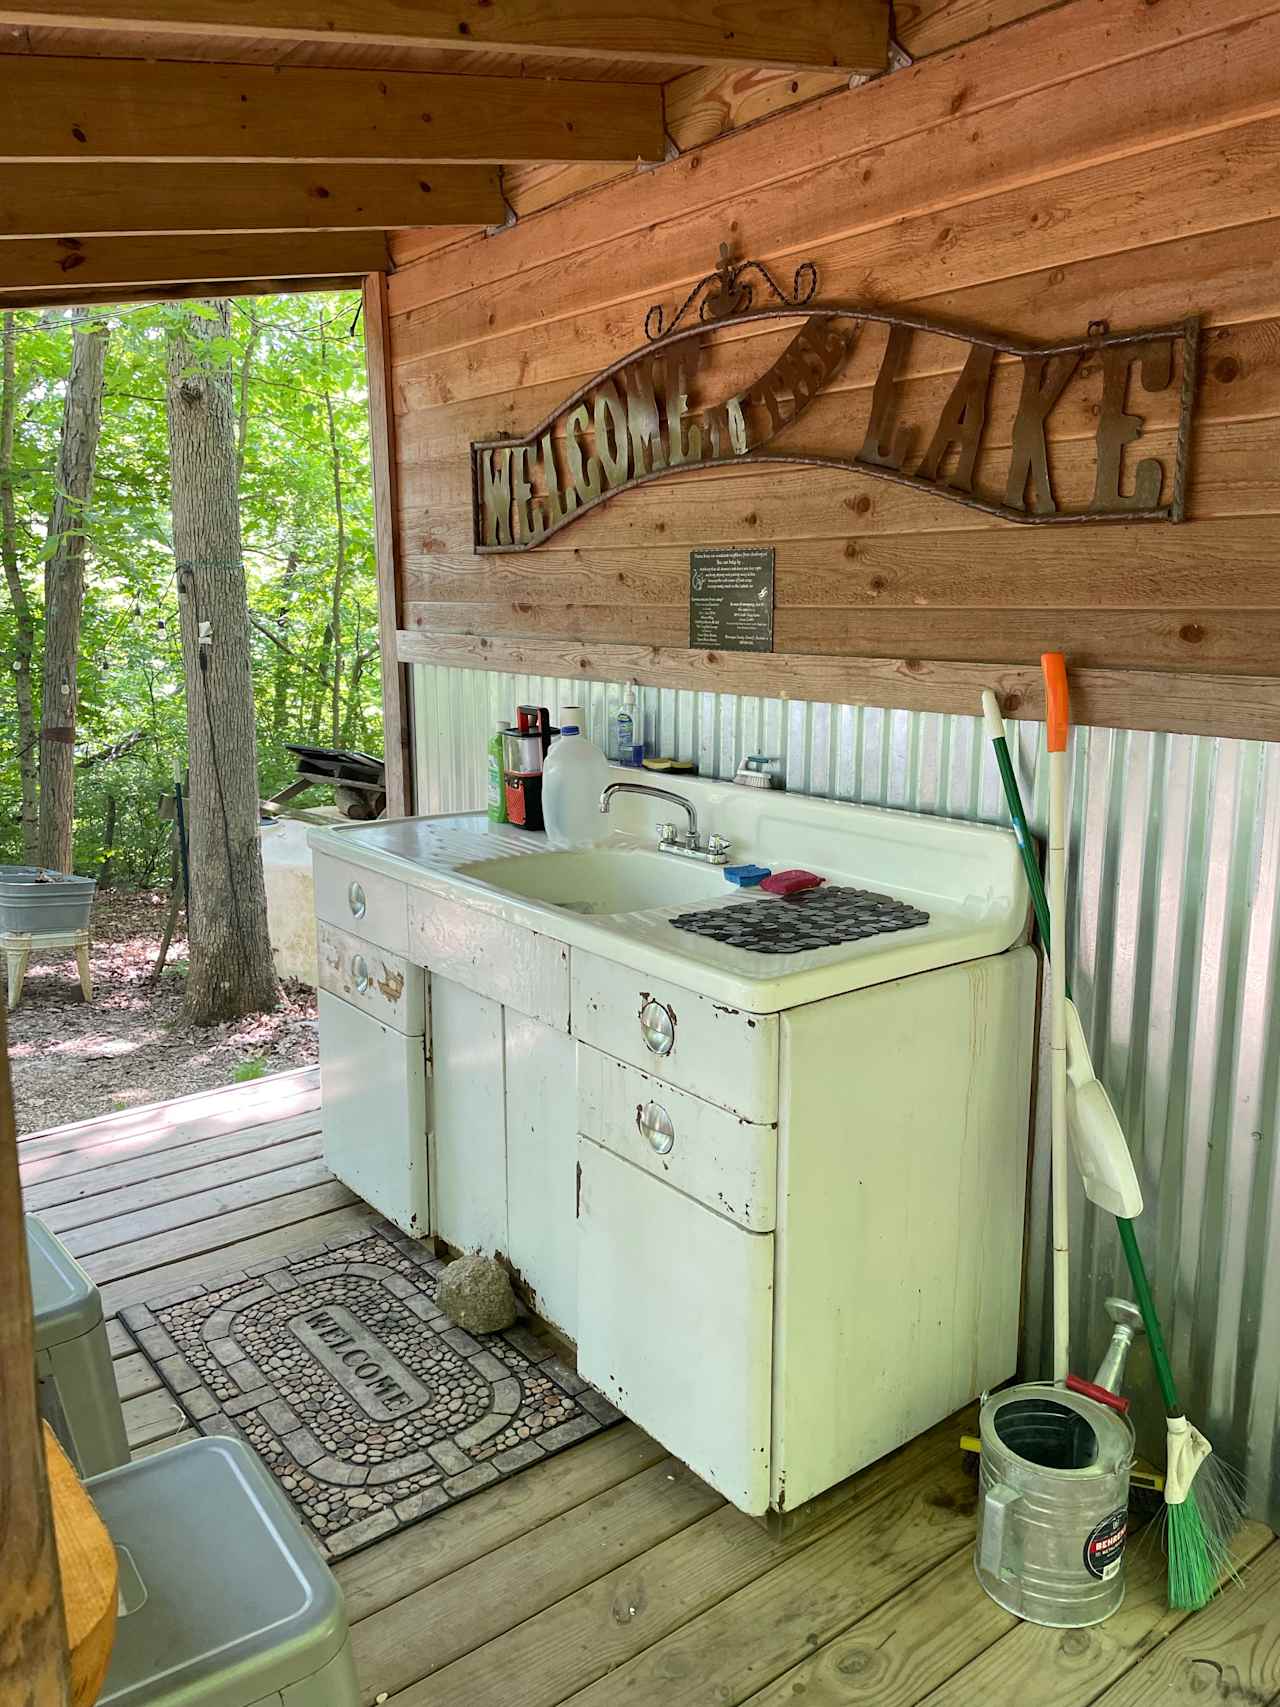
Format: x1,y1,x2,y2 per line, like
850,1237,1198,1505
599,782,730,865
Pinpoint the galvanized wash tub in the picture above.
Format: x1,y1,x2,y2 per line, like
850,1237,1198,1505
0,868,97,935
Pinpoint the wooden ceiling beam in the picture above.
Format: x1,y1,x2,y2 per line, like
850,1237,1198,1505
0,275,365,311
0,163,503,236
0,231,391,295
0,56,665,164
0,2,891,74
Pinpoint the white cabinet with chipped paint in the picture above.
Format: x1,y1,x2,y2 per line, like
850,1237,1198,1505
427,975,506,1259
426,982,578,1336
311,794,1037,1519
574,949,1037,1517
317,922,428,1237
504,1012,578,1334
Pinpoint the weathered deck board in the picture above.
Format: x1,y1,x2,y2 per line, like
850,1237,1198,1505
18,1066,319,1164
920,1520,1277,1707
334,1423,668,1622
351,1457,721,1697
23,1116,322,1216
19,1071,1279,1707
59,1152,334,1257
97,1202,378,1316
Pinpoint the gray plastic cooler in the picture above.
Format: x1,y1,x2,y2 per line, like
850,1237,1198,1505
89,1435,360,1707
28,1214,129,1477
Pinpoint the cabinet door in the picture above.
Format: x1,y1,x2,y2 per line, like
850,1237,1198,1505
576,1137,774,1513
429,975,507,1256
319,990,428,1236
505,1013,578,1338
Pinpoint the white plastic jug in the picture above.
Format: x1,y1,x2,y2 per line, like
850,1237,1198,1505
542,719,610,848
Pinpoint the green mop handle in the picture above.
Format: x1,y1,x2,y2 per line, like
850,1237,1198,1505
982,690,1184,1417
989,726,1051,948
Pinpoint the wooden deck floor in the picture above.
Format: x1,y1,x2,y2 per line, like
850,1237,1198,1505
19,1069,1280,1707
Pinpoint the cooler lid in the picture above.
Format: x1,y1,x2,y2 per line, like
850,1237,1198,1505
93,1435,348,1706
26,1215,102,1348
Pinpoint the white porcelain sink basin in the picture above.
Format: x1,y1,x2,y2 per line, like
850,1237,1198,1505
457,847,733,915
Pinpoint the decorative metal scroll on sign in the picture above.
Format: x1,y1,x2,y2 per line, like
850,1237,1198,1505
470,250,1199,552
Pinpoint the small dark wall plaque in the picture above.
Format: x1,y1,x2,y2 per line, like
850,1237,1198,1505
690,546,775,652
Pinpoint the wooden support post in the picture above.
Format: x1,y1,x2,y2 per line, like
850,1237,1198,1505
364,272,412,818
0,1002,71,1706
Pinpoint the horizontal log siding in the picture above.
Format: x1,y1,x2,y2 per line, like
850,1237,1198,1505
385,0,1280,738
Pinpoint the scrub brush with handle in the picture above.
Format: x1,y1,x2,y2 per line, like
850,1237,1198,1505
983,674,1244,1610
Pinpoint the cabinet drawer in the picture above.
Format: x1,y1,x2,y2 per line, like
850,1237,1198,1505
577,1045,776,1232
314,855,408,956
571,950,777,1122
576,1138,773,1514
317,921,424,1035
408,888,570,1031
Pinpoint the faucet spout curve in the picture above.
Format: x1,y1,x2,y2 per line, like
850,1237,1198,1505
599,781,699,839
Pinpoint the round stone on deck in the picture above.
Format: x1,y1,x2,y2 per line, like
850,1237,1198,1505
437,1254,517,1334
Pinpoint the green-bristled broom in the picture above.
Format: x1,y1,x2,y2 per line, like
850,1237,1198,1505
982,677,1243,1611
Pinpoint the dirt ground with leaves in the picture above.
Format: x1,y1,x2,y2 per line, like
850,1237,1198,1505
7,889,318,1135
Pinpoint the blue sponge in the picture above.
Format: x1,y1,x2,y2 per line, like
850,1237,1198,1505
724,864,771,887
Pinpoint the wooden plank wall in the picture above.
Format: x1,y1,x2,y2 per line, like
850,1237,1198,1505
386,0,1280,738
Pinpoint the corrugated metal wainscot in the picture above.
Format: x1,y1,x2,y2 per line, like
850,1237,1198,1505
411,661,1280,1528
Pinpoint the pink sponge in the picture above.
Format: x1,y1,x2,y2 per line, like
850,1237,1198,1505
759,868,825,897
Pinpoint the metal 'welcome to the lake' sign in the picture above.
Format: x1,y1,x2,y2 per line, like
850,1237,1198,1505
471,247,1198,552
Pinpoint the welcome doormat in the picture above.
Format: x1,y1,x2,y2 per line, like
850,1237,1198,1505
122,1222,620,1559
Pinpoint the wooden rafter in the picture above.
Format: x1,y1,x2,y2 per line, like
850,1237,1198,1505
0,56,666,164
0,231,391,295
0,276,366,310
0,163,503,237
0,1,891,73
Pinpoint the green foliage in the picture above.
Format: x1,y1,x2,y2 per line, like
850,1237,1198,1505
0,291,381,875
233,1055,269,1083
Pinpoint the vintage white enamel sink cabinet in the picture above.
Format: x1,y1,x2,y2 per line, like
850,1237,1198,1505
309,771,1035,1519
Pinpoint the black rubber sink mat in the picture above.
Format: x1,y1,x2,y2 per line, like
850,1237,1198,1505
670,885,930,954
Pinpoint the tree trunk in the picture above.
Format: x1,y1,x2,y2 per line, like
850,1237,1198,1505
166,299,277,1024
0,311,38,862
37,310,108,874
236,319,261,475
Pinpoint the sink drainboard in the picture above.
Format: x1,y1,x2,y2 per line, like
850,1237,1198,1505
669,886,930,954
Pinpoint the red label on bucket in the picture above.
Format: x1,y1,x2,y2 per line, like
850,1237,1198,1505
1083,1509,1128,1580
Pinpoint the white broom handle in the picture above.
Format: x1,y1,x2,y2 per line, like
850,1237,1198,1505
1042,652,1071,1386
1049,753,1070,1384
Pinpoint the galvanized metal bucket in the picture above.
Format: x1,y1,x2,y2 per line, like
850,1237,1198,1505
975,1383,1135,1627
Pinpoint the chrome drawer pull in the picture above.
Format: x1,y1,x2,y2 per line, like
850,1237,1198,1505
348,879,367,919
638,1100,675,1155
638,999,675,1056
352,953,371,994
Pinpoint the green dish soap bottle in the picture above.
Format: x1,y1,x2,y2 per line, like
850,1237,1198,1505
487,723,510,822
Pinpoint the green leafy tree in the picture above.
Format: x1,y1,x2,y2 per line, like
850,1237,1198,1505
0,290,381,937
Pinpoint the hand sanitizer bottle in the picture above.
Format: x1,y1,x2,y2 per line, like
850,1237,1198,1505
612,682,639,766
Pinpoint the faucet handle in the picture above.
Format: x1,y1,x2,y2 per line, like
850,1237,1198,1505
706,833,731,857
656,822,677,844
